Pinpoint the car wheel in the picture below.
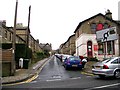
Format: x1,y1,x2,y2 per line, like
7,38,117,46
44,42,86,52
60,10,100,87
98,75,105,78
114,70,120,78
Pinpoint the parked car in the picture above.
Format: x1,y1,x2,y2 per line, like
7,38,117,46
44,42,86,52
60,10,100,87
63,56,83,70
92,57,120,78
61,54,72,62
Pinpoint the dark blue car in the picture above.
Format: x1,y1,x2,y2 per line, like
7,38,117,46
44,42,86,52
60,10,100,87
63,56,83,70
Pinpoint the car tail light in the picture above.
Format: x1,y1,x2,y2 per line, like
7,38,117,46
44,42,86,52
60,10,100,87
103,65,109,69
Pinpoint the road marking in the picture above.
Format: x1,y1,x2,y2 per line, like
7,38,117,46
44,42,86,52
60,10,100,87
84,83,120,90
2,73,39,86
2,59,50,86
25,74,39,83
86,76,92,78
71,77,81,80
30,81,37,83
2,81,25,86
52,75,62,79
46,79,61,82
81,72,94,76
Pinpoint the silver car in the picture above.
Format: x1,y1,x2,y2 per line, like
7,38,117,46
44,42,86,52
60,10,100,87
92,57,120,78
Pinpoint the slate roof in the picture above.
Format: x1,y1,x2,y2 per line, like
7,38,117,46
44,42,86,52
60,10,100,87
74,13,120,33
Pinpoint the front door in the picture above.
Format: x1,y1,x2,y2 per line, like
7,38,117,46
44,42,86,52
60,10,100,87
87,41,93,58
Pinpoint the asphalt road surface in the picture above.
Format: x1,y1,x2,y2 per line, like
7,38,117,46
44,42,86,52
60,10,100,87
2,56,120,90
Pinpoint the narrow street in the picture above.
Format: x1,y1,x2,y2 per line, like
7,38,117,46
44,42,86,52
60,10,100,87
2,56,120,90
35,56,85,81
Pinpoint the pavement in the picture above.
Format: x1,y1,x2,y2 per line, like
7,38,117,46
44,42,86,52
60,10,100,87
1,56,97,85
2,58,49,85
82,61,97,75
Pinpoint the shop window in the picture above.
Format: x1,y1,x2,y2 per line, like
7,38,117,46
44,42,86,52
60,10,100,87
107,41,115,55
98,42,104,55
98,41,115,55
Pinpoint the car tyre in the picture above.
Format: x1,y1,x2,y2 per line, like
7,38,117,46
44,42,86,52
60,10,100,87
114,70,120,79
99,75,105,78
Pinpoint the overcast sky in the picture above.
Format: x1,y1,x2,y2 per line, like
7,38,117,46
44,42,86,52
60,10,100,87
0,0,120,50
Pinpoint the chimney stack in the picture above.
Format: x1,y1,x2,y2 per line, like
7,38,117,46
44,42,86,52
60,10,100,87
105,9,112,19
2,20,6,26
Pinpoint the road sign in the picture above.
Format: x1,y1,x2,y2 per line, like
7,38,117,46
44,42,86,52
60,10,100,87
96,27,118,42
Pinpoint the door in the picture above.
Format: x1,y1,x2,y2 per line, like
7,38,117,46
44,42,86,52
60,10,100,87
87,41,93,58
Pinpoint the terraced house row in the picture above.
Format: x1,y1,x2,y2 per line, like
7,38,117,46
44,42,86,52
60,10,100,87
0,21,42,54
59,10,120,60
0,20,52,76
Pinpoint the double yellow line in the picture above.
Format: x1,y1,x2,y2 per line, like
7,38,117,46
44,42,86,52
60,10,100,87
2,73,39,86
2,59,49,86
81,71,94,76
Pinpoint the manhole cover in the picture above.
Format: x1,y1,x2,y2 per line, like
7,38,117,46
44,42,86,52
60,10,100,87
52,75,62,79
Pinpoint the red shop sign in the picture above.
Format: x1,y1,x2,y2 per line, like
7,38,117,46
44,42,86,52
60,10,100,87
94,45,98,51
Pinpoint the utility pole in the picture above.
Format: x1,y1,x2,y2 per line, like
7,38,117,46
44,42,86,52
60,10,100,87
25,5,31,60
12,0,18,75
26,5,31,47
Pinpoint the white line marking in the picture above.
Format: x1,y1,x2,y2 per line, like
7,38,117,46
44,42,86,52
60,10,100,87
84,83,120,90
86,76,92,78
71,77,81,79
46,79,61,82
30,81,37,83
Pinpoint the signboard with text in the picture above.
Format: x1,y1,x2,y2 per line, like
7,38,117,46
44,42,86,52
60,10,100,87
96,27,118,42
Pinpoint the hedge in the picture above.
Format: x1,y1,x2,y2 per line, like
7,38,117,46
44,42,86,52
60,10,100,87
2,43,32,60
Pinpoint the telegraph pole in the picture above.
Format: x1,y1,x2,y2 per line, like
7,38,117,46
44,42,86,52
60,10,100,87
25,5,31,60
26,5,31,47
12,0,18,75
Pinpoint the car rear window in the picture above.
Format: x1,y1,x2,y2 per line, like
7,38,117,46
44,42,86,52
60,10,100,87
69,57,80,61
102,59,110,63
102,57,115,63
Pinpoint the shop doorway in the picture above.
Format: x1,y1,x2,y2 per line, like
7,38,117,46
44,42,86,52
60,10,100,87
87,41,93,58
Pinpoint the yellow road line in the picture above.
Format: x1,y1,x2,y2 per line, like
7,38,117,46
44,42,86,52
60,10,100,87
24,74,39,83
2,73,39,86
81,71,94,76
2,81,25,86
2,60,49,86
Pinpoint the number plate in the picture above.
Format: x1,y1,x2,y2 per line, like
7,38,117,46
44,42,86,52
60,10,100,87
95,66,101,69
72,65,77,67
